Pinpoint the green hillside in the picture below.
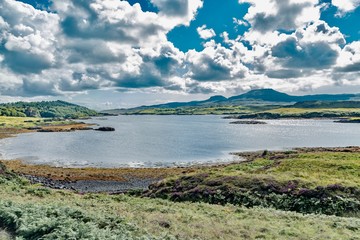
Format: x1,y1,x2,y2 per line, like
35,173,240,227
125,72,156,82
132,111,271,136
0,100,98,119
103,89,360,116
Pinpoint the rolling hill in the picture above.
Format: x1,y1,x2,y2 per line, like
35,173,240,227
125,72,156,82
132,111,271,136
102,89,359,114
0,100,98,118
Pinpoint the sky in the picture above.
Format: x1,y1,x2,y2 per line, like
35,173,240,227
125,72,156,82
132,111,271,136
0,0,360,109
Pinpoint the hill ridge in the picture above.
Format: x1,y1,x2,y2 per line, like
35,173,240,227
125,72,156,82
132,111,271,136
103,89,359,113
0,100,98,118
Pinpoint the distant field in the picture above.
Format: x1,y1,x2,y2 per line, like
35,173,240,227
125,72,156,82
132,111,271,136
123,105,254,115
0,116,73,129
0,116,43,128
229,107,360,119
0,116,84,139
267,107,360,114
119,105,360,118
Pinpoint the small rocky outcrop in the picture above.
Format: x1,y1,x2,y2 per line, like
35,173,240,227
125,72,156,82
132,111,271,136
94,127,115,131
37,128,74,132
229,120,267,125
27,127,42,130
334,119,360,123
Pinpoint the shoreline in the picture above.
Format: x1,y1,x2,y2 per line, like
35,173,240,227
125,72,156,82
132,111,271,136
1,122,360,193
2,146,360,193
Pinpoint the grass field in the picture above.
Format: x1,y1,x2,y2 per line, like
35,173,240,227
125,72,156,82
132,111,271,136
124,106,253,115
267,107,360,115
0,116,77,130
119,105,360,118
0,116,92,140
1,149,360,239
0,173,359,239
145,149,360,217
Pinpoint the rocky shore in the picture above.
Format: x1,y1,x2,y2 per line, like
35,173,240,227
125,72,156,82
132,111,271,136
2,146,359,193
0,158,191,193
2,124,360,194
334,119,360,123
22,174,157,193
229,120,267,124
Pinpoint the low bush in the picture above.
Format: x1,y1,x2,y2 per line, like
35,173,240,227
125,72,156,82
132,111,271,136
144,174,360,217
0,201,156,240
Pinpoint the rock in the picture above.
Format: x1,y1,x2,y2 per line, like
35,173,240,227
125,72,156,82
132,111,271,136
70,127,93,131
334,119,360,123
229,120,267,125
27,127,42,130
37,128,74,132
158,220,171,228
94,127,115,131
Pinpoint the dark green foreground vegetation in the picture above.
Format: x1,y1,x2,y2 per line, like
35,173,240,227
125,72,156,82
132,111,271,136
1,149,360,239
0,101,98,119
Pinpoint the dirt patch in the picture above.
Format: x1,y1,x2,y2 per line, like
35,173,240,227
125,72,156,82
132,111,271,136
0,128,32,139
0,160,191,182
36,123,95,132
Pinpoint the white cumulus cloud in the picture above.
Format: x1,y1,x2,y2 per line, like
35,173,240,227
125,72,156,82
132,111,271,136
197,25,216,39
332,0,360,15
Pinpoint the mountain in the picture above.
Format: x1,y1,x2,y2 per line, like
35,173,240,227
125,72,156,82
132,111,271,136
228,89,296,102
229,89,356,102
102,89,359,114
129,95,228,110
0,100,98,118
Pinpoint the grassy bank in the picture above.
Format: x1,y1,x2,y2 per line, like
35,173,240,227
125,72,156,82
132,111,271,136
0,116,95,140
1,166,360,239
1,148,360,239
0,116,74,129
144,148,360,217
0,160,188,182
228,107,360,119
117,102,360,119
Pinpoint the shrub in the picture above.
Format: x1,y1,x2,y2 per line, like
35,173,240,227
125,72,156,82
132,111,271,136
0,201,156,239
144,174,360,217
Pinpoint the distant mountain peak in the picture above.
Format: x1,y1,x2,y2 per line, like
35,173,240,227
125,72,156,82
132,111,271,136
229,88,294,102
207,95,227,101
244,88,289,95
103,88,359,113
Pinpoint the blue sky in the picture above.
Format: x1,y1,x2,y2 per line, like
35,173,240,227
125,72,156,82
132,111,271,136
168,0,251,51
0,0,359,109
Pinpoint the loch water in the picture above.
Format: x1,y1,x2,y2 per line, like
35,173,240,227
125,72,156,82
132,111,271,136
1,115,359,167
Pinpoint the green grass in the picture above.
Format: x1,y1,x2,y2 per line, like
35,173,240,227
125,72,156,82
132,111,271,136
145,151,360,217
0,100,98,119
120,104,360,118
0,116,75,129
267,107,360,115
124,106,252,115
222,152,360,187
232,107,360,119
1,163,360,239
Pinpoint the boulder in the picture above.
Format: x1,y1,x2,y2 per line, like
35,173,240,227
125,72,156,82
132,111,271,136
229,120,267,125
94,127,115,131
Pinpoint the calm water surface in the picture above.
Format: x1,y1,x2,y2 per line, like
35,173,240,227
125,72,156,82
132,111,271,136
0,115,360,167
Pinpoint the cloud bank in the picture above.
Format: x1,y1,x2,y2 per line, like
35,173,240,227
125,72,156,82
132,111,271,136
0,0,359,98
